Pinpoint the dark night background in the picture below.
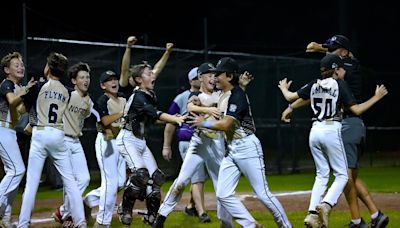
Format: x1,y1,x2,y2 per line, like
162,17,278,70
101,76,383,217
1,1,399,174
3,1,400,72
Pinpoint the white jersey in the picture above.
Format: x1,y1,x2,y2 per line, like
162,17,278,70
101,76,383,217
63,90,93,137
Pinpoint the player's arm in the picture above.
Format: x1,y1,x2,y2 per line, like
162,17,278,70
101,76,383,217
152,43,174,78
281,98,310,123
119,36,138,87
349,85,388,115
188,114,234,132
306,42,328,53
100,112,123,127
187,102,220,118
278,78,299,102
6,77,37,107
162,123,176,161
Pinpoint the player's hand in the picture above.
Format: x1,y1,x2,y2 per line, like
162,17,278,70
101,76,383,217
239,71,254,88
25,77,37,93
166,43,174,52
281,106,293,123
162,146,173,161
374,84,388,99
188,95,201,106
207,107,221,119
187,112,204,128
278,78,292,91
127,36,138,47
174,114,187,126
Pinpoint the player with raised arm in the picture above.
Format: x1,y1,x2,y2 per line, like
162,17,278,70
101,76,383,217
116,62,186,226
280,54,387,228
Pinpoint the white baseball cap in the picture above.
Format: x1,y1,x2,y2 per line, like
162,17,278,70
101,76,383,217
188,67,199,81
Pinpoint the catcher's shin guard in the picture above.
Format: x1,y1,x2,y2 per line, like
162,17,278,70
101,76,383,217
143,169,165,225
119,168,149,225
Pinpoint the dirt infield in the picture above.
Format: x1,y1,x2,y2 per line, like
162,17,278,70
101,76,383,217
12,191,399,227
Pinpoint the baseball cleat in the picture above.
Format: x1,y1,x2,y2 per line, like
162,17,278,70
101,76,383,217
304,213,321,228
316,203,331,228
371,211,389,228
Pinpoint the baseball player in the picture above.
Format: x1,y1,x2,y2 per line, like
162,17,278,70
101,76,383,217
153,62,256,228
280,54,387,228
189,57,292,228
162,66,212,222
17,52,86,228
306,35,389,228
51,62,95,226
83,70,126,227
116,62,186,226
0,52,35,227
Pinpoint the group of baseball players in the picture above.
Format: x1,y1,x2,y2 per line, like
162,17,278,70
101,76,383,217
0,34,390,228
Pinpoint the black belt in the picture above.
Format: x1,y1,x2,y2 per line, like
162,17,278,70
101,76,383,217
65,134,79,139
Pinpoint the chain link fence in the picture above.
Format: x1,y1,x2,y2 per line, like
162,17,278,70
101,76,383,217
1,38,398,179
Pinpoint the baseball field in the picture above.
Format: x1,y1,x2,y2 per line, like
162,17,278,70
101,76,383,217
10,166,400,227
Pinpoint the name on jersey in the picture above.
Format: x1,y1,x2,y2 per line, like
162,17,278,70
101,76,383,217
44,91,67,102
68,105,89,115
311,86,337,97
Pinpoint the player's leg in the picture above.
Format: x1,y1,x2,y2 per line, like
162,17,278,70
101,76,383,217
179,141,200,217
50,130,85,227
203,136,232,227
59,138,90,221
216,153,256,228
17,128,48,227
0,128,25,219
237,135,291,228
93,133,119,226
154,135,206,226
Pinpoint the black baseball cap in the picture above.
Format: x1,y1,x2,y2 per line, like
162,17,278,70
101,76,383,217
198,62,216,75
212,57,239,74
100,70,118,83
320,54,345,72
322,35,351,52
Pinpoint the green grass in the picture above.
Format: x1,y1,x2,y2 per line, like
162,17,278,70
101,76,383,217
12,166,400,227
109,210,399,227
162,166,400,193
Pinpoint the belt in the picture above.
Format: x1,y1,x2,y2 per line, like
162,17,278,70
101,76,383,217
35,125,63,130
0,121,13,129
65,134,79,139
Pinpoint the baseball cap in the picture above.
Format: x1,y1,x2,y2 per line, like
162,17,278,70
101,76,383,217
198,62,216,75
320,54,345,72
322,35,351,51
213,57,239,74
100,70,118,83
187,67,199,81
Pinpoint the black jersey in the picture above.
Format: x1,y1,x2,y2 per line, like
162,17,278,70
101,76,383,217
297,78,357,122
224,86,256,141
123,89,162,138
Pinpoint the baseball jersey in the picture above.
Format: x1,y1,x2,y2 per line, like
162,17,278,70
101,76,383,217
224,86,255,141
167,90,194,141
123,89,162,138
297,77,357,122
25,79,69,129
63,89,94,137
97,93,126,128
0,79,22,125
193,91,221,139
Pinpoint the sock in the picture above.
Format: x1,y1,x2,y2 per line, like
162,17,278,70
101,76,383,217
371,211,379,219
351,218,361,224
